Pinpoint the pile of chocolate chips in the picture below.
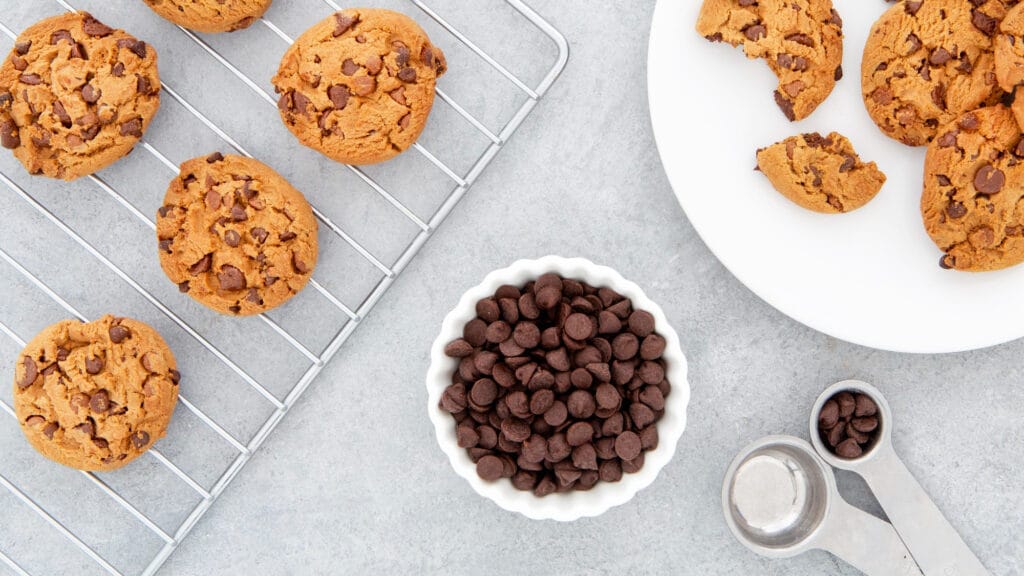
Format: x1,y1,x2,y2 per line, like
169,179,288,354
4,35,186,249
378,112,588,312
818,390,879,459
439,273,671,497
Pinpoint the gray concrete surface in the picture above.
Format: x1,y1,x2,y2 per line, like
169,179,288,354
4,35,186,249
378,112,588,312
0,1,1021,575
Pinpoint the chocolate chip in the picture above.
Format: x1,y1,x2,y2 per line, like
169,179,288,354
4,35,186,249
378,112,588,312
108,324,130,343
615,431,642,460
86,356,104,375
397,68,417,83
117,39,147,58
92,437,109,450
131,431,150,449
836,439,863,458
120,117,143,137
112,62,125,77
774,90,796,121
393,41,410,67
14,41,30,55
16,357,37,389
972,9,998,36
51,30,73,45
1,120,19,149
82,14,114,37
744,24,767,41
333,13,358,37
974,165,1005,195
218,265,246,290
189,254,213,276
81,84,100,103
328,85,350,110
389,87,407,106
342,58,359,76
90,390,110,413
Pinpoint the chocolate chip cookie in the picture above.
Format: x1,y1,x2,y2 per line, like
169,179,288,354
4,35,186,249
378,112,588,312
995,2,1024,91
862,0,1009,147
272,8,447,165
141,0,272,33
0,12,161,180
696,0,844,122
756,132,887,213
13,315,179,471
157,153,318,316
922,105,1024,271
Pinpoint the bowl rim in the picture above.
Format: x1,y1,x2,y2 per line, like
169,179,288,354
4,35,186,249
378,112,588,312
425,255,691,521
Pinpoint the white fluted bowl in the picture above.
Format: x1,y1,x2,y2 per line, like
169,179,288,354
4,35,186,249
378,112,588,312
426,256,690,521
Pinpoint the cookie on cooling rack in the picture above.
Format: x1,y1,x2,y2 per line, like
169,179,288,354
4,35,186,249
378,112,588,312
922,105,1024,272
13,315,179,471
157,153,318,316
756,132,886,213
862,0,1008,146
140,0,272,33
695,0,844,122
0,12,161,180
272,8,447,165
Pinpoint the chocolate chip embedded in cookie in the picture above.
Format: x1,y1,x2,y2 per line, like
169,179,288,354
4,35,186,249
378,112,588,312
696,0,844,122
922,105,1024,272
862,0,1009,147
141,0,272,33
995,2,1024,91
13,315,179,471
157,153,318,315
0,12,160,180
756,132,887,213
271,8,446,165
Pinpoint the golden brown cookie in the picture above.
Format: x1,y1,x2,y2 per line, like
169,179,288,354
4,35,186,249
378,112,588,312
141,0,272,33
0,12,161,180
995,2,1024,91
862,0,1008,147
157,153,318,316
13,315,179,471
922,105,1024,272
696,0,844,122
756,132,887,213
271,8,447,165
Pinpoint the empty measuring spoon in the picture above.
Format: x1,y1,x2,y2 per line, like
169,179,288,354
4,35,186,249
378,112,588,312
723,435,922,576
810,380,990,576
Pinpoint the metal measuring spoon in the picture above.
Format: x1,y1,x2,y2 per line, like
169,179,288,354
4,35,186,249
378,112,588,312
810,380,990,576
723,435,922,576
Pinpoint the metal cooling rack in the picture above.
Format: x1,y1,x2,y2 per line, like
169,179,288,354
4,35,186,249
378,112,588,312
0,0,567,574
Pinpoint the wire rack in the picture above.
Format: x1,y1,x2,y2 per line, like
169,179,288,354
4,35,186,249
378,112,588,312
0,0,567,573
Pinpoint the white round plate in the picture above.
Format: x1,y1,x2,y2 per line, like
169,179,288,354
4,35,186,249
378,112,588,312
648,0,1024,353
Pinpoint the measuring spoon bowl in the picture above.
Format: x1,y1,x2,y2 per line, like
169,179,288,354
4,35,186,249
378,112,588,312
809,381,990,576
723,435,921,576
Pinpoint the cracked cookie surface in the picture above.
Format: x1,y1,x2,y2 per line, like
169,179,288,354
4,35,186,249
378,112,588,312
922,105,1024,271
862,0,1010,147
13,315,179,471
696,0,844,122
157,153,318,316
0,12,160,180
757,131,887,213
272,8,447,165
141,0,272,33
997,2,1024,93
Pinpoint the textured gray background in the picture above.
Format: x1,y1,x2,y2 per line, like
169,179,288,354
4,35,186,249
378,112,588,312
0,1,1021,575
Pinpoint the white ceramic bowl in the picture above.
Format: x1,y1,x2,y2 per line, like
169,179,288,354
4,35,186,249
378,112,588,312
426,256,691,521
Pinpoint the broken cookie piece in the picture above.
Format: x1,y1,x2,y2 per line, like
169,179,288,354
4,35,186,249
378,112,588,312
696,0,844,121
756,132,887,213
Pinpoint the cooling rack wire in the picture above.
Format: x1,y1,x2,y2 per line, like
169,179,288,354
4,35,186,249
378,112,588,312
0,0,568,573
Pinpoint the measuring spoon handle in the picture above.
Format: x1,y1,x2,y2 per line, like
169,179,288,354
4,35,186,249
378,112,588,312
818,499,923,576
859,450,990,576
